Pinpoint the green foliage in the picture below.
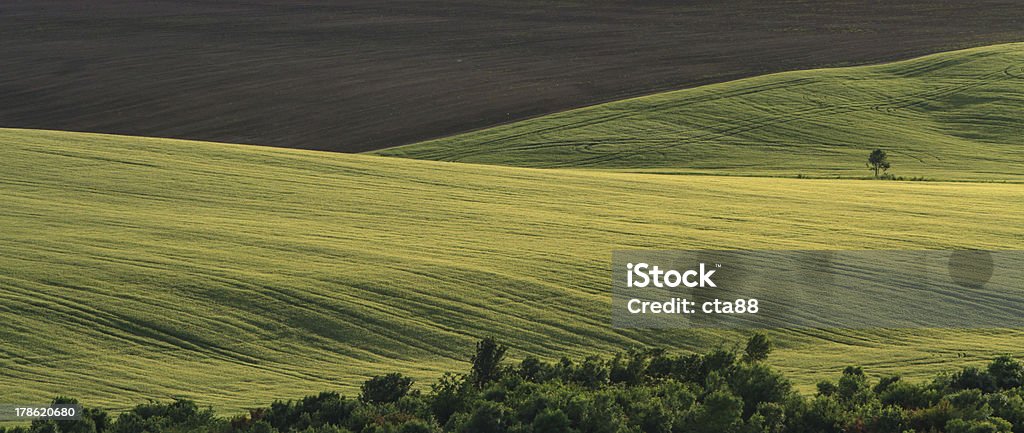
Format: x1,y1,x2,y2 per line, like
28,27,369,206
879,380,940,409
27,397,107,433
837,366,871,404
17,337,1024,433
429,373,470,426
609,350,648,386
517,357,547,383
361,374,415,404
728,362,791,417
471,337,508,389
573,356,610,389
989,356,1024,390
867,149,892,179
258,392,357,432
687,389,744,433
955,367,1000,393
110,398,221,433
531,408,572,433
743,333,772,363
747,402,786,433
946,418,1013,433
457,401,510,433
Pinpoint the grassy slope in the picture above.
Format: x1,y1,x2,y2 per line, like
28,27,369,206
2,128,1022,412
377,43,1024,181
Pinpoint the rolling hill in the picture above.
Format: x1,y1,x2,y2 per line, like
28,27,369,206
2,128,1022,413
2,1,1024,152
378,43,1024,181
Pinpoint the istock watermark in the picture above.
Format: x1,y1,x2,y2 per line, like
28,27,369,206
611,250,1024,329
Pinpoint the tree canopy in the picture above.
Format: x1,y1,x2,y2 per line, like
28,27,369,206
7,334,1024,433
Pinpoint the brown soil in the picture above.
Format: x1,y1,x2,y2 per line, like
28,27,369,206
1,1,1021,152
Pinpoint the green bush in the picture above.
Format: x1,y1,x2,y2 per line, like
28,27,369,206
361,373,415,404
21,336,1024,433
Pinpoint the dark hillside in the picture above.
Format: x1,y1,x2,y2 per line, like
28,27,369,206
1,0,1021,152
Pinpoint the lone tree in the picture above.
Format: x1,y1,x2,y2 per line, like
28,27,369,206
867,149,890,178
471,336,507,388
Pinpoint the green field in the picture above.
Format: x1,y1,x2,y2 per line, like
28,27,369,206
378,43,1024,181
2,126,1022,413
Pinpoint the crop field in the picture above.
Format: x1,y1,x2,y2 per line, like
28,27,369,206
380,43,1024,181
2,1,1024,152
2,127,1023,413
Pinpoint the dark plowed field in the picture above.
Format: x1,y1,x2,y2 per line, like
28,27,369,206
1,0,1021,152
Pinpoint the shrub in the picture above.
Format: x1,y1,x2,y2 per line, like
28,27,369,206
361,373,414,404
26,339,1024,433
989,356,1024,390
743,333,772,363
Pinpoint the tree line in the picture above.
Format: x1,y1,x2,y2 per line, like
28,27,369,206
6,334,1024,433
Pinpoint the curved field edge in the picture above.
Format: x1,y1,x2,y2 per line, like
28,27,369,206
376,43,1024,181
1,128,1022,413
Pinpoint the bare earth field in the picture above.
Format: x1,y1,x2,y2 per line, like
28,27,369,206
1,0,1022,152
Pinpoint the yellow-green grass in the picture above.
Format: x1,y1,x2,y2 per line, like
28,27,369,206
1,128,1022,414
377,43,1024,181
